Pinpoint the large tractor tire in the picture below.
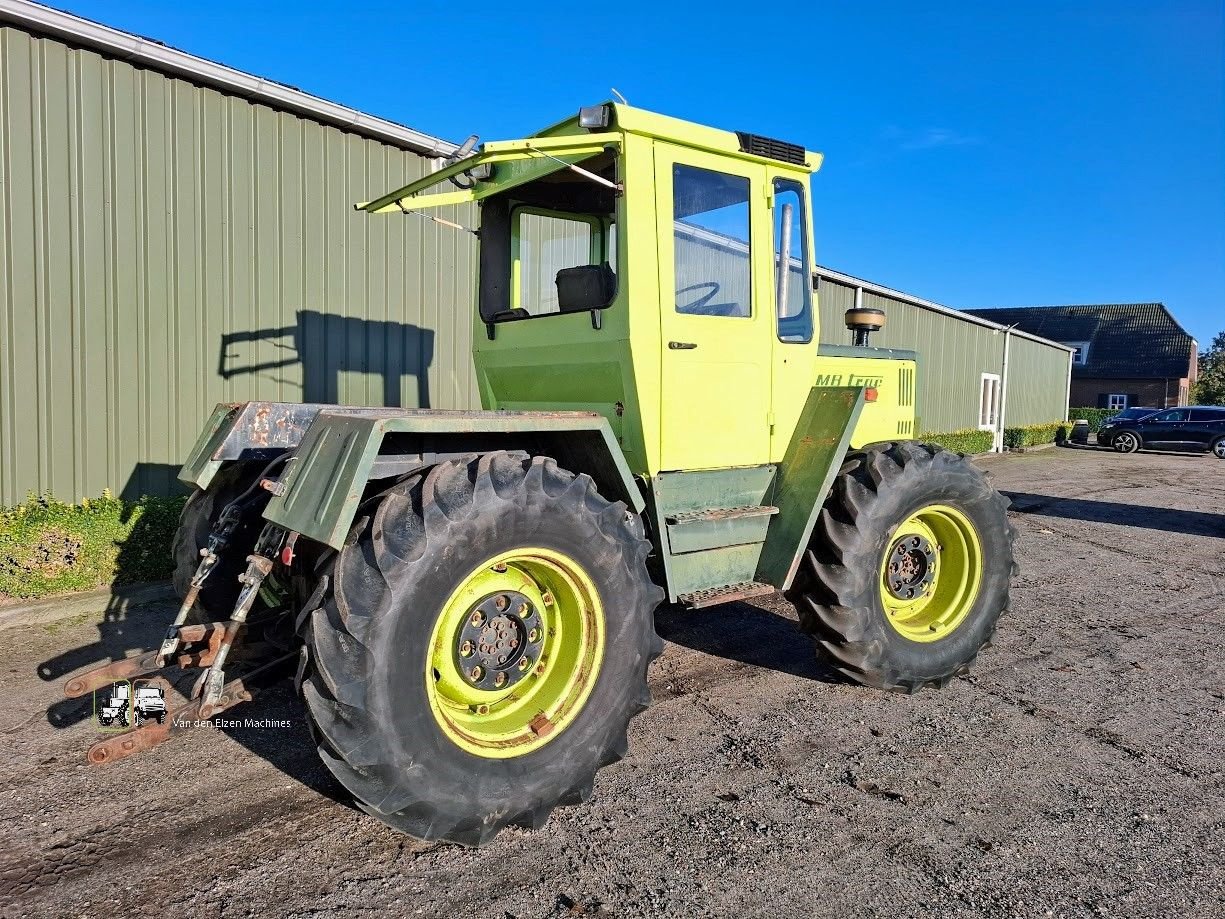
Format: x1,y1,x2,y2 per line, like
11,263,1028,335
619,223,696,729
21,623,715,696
786,441,1016,693
297,451,664,846
171,463,267,622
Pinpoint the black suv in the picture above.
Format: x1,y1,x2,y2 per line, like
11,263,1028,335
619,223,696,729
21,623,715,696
1101,405,1225,457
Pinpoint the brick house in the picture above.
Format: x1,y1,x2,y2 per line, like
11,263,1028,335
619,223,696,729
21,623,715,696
965,304,1198,411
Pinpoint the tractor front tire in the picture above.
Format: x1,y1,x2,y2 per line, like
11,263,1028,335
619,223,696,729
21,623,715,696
786,442,1016,693
297,452,664,846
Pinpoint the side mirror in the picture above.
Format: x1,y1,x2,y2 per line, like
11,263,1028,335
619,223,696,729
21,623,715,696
556,264,616,328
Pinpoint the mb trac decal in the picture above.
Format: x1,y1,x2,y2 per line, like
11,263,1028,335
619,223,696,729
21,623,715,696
815,373,884,388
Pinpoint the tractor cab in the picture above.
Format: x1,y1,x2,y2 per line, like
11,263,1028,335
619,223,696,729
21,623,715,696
356,104,894,477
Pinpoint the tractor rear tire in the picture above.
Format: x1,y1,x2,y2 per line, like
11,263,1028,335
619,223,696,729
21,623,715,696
297,451,664,846
786,441,1016,693
171,463,265,622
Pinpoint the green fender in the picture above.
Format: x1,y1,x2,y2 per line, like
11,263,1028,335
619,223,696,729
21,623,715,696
257,408,644,549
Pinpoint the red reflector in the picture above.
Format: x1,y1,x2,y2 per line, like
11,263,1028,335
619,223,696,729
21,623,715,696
864,387,878,402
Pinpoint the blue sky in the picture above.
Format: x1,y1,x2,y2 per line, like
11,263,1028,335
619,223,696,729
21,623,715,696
59,1,1225,346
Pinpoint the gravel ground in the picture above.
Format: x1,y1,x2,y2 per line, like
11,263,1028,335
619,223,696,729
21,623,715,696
1,445,1222,918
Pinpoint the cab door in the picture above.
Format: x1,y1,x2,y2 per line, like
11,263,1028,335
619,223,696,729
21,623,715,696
655,144,772,471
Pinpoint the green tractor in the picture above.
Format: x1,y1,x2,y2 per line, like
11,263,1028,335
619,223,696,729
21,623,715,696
67,103,1015,846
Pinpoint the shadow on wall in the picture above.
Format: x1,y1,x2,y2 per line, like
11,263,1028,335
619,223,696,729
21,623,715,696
218,310,436,409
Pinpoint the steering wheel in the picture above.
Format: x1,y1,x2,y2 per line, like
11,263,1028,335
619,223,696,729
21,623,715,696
676,282,738,316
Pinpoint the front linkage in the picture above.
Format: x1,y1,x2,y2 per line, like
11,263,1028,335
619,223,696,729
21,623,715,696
66,476,296,765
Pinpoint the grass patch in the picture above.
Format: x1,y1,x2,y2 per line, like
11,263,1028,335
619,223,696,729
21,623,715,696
0,492,186,601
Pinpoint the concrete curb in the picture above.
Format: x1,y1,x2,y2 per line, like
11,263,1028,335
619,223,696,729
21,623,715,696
0,581,175,631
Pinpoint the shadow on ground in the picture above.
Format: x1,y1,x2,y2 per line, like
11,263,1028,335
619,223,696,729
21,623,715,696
654,598,847,685
1005,490,1225,538
37,598,352,805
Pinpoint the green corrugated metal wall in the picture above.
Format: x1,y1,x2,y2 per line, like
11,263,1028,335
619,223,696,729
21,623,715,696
816,277,1068,433
0,25,478,505
1004,334,1071,427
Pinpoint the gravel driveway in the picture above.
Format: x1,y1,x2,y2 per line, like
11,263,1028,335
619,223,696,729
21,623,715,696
1,445,1222,918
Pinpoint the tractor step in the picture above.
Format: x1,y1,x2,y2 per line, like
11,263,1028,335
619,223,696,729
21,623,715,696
678,581,776,609
665,505,779,525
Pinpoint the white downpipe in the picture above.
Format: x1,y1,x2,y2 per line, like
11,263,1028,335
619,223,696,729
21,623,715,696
1064,350,1073,420
996,324,1017,452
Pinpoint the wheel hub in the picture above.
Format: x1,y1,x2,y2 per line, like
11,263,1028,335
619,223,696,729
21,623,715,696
884,533,937,600
454,590,543,691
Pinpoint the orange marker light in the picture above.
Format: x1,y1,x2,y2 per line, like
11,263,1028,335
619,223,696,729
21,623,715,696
864,387,878,402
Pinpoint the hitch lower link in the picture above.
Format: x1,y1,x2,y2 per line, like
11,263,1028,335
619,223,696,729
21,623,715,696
67,502,295,766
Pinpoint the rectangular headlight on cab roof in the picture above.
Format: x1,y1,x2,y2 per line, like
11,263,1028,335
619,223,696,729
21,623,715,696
579,104,612,130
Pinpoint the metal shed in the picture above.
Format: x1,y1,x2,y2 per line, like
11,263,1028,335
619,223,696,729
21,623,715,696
815,267,1072,445
0,1,1071,506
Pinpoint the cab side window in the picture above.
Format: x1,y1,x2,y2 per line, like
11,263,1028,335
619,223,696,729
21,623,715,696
672,165,752,317
773,180,813,343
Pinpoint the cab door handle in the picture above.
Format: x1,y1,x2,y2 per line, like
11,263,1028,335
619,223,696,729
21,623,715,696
668,341,697,350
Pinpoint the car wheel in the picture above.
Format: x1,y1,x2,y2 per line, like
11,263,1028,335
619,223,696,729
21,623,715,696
1112,432,1140,454
1212,437,1225,460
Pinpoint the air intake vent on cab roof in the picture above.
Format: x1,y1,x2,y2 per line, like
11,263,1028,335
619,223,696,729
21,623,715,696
735,131,806,165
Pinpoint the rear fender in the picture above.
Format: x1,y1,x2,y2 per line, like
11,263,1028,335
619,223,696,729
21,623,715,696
179,402,348,490
259,408,644,549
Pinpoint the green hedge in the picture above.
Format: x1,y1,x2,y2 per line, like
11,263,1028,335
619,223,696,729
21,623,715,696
920,429,995,455
1067,407,1117,432
0,492,186,600
1002,421,1070,449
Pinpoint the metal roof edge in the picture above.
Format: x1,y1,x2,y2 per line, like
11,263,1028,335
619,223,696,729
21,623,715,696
0,0,458,158
814,265,1075,352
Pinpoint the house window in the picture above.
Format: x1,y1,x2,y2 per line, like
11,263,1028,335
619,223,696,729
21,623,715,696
1107,393,1128,411
1064,342,1090,366
979,373,1001,431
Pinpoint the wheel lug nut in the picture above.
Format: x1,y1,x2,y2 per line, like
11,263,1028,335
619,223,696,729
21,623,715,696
494,595,509,611
518,657,531,671
470,666,483,681
541,591,554,606
460,640,474,656
470,610,484,627
517,602,529,615
528,628,541,642
534,661,546,675
494,672,507,687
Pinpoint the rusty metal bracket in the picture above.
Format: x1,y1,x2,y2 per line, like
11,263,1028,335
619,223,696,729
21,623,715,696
64,623,229,699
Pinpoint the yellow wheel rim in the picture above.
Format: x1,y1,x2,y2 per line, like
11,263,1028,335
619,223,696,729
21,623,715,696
426,547,605,759
879,504,982,643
